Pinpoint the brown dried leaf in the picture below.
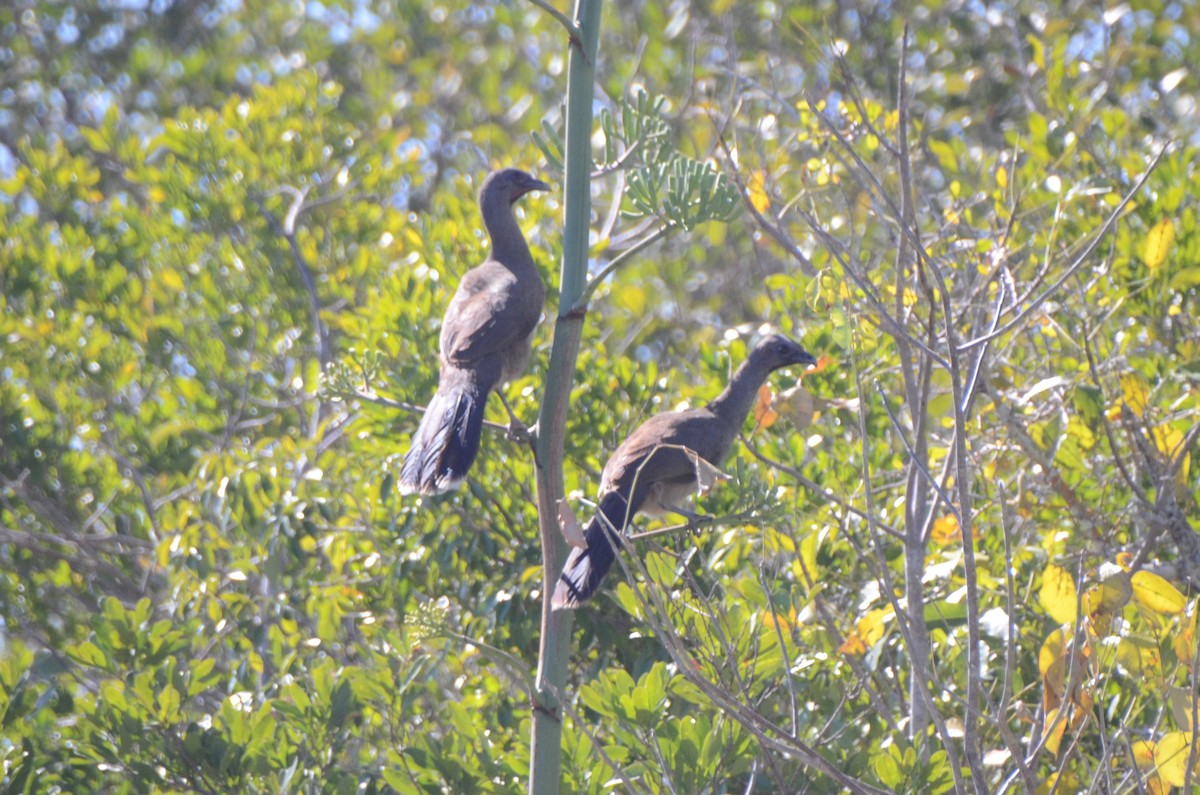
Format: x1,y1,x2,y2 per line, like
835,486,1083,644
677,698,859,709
753,384,779,431
557,499,587,549
685,448,728,495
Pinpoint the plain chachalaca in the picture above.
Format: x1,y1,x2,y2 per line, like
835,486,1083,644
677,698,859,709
399,168,550,496
552,334,817,608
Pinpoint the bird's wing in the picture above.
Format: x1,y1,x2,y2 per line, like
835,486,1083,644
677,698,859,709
600,410,718,500
439,263,539,366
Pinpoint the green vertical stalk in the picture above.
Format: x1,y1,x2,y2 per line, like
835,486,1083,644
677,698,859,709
528,1,602,794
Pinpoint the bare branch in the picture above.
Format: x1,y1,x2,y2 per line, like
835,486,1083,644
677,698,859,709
525,0,581,39
957,146,1168,353
571,223,674,313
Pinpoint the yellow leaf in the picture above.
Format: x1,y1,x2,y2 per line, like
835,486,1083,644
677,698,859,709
931,514,961,546
1042,707,1067,756
1155,731,1196,787
996,166,1008,190
838,631,865,656
1027,35,1046,70
1169,687,1200,731
748,170,770,213
1037,771,1078,795
797,530,820,587
1069,686,1094,728
1145,218,1175,270
1084,570,1132,629
1175,607,1198,669
773,385,815,430
839,608,889,655
615,284,646,314
1040,564,1078,625
858,608,888,645
760,607,795,632
159,268,185,293
1151,424,1191,485
753,384,779,430
1121,373,1150,418
1133,739,1157,770
1116,635,1162,675
1132,740,1172,795
1038,627,1068,678
704,219,727,247
1131,570,1187,615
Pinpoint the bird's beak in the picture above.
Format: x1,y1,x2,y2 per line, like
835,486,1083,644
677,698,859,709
524,177,552,195
511,176,552,202
794,348,818,369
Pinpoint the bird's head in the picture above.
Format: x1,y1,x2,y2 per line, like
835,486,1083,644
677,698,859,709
480,168,552,205
752,333,818,372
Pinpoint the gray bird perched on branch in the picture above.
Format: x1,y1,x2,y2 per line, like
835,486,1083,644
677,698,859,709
552,334,817,608
399,168,551,496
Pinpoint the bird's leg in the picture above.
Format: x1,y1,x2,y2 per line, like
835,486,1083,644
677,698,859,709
665,505,715,535
497,391,536,442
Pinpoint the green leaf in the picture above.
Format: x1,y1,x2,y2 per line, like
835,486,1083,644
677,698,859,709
68,642,109,669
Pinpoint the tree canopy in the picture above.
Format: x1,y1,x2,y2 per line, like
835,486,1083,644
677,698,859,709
1,0,1199,792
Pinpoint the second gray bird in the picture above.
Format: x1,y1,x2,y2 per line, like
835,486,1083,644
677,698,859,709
553,334,817,608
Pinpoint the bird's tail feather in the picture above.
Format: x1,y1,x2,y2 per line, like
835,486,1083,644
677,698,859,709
552,492,630,609
399,376,486,496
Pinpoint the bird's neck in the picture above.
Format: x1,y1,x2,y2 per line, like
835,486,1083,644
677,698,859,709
706,356,770,427
481,196,535,270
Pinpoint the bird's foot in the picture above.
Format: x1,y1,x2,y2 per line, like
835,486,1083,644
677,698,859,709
668,505,714,535
506,418,535,443
497,393,535,443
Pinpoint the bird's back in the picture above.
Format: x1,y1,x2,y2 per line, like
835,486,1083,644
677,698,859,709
439,257,544,379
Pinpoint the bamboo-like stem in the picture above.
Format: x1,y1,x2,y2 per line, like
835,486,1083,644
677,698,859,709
528,1,603,793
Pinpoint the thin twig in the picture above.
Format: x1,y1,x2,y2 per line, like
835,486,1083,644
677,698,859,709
739,435,904,540
758,568,799,738
960,277,1008,416
571,223,674,312
957,146,1168,352
1080,321,1151,506
996,482,1040,793
717,139,817,277
524,0,581,38
874,383,961,521
253,190,332,371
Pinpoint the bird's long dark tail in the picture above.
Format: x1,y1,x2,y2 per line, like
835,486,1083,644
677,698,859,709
552,492,631,609
399,369,488,496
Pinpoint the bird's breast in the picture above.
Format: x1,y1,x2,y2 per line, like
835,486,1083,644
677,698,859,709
639,478,700,516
